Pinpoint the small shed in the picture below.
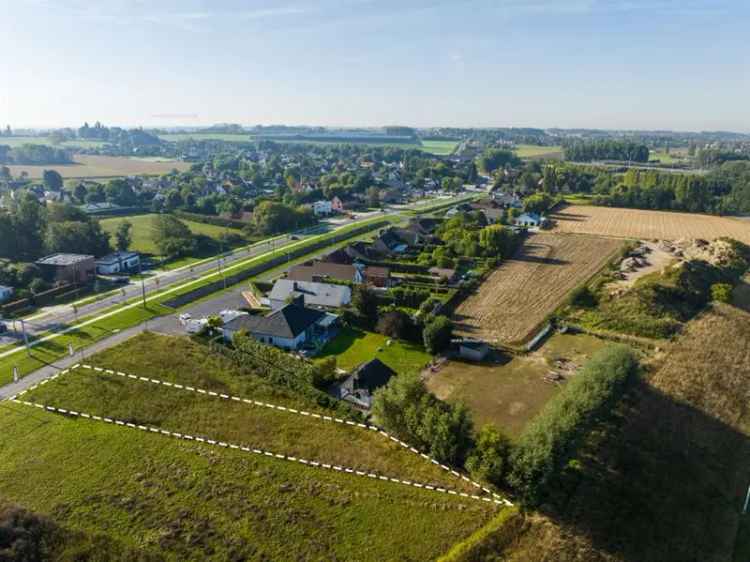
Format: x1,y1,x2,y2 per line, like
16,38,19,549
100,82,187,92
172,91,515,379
458,340,490,362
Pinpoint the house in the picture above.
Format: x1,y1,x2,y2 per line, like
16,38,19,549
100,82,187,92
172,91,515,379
36,253,96,284
429,267,458,283
372,228,409,255
407,217,441,236
287,261,364,284
459,340,490,362
492,192,523,209
331,196,345,213
95,251,140,275
337,358,397,409
322,248,355,265
364,266,391,288
378,188,402,204
514,212,546,228
0,285,14,303
312,200,333,216
222,301,338,351
269,279,352,310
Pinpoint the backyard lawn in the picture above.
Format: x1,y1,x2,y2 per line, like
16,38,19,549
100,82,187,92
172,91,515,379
317,328,431,375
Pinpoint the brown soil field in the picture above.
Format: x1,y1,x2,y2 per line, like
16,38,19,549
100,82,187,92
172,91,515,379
453,233,623,345
8,154,190,179
550,204,750,244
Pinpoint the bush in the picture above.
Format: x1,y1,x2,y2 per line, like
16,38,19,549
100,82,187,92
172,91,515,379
508,345,638,505
372,373,474,465
465,425,512,487
0,504,56,562
710,282,733,303
423,315,453,354
376,310,411,339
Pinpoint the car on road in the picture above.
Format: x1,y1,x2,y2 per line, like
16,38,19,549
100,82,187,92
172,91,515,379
290,235,300,240
178,313,192,325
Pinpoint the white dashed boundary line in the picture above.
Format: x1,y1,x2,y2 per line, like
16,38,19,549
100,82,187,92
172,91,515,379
14,363,512,507
8,397,507,507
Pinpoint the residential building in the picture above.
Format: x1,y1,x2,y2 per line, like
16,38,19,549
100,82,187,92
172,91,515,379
269,279,352,310
222,302,338,351
312,200,333,216
287,261,364,284
514,212,546,228
331,196,344,213
95,251,140,275
458,340,490,362
336,359,397,409
372,228,409,255
36,254,96,284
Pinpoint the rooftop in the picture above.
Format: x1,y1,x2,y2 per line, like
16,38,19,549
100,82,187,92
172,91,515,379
36,253,95,267
224,303,327,339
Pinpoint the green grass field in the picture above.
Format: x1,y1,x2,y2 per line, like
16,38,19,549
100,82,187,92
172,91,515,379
0,401,493,560
158,132,251,143
514,144,563,159
0,332,498,559
420,140,460,155
98,214,245,257
317,328,432,375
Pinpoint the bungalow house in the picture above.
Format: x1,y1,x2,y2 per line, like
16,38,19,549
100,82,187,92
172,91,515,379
269,279,352,310
331,196,345,213
95,251,140,275
222,302,338,351
322,248,355,265
336,359,397,410
514,212,546,228
407,217,441,236
287,261,364,284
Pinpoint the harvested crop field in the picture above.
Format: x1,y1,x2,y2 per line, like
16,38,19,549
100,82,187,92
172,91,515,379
551,204,750,244
454,233,622,345
7,154,190,179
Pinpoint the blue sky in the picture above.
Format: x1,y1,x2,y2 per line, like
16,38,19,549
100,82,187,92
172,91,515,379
1,0,748,131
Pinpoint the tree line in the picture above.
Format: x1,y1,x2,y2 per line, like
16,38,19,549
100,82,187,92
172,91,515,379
562,139,650,163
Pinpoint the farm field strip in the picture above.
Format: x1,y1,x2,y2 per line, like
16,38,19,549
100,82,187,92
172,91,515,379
6,154,191,179
551,204,750,244
8,369,508,507
454,233,623,345
17,363,509,504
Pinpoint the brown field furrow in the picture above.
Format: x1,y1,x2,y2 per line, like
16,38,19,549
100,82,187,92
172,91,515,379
551,204,750,244
453,233,622,345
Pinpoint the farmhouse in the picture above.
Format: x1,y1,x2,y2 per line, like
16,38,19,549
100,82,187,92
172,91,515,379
36,253,96,284
95,251,141,275
336,358,397,409
222,301,339,351
269,279,352,310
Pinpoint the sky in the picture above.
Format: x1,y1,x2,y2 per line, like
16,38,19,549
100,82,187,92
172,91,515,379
1,0,749,132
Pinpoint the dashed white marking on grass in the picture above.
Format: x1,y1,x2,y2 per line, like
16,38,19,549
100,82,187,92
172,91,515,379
32,363,511,505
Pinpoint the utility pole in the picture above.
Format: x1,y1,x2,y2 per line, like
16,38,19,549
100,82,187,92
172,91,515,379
19,318,30,357
137,259,147,308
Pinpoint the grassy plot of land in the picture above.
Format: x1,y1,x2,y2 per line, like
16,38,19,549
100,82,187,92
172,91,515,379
420,140,460,155
158,132,252,142
24,333,473,492
98,213,246,257
0,402,495,561
454,233,624,345
550,204,750,244
426,333,608,437
514,145,563,159
316,328,432,375
7,154,190,179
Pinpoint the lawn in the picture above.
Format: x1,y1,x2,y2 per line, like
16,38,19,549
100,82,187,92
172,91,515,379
0,399,495,561
317,327,432,375
426,333,609,437
514,144,563,159
98,213,245,257
421,140,460,155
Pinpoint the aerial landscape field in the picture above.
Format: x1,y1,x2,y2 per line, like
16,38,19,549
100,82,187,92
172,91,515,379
7,154,190,179
551,204,750,243
453,233,623,345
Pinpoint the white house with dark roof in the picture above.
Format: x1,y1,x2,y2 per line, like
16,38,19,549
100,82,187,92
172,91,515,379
95,251,140,275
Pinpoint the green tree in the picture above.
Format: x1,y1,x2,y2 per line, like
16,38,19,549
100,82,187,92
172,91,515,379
11,193,46,259
479,224,517,258
114,220,133,252
710,283,733,303
466,425,512,486
422,315,453,354
151,215,196,259
42,170,64,191
352,285,378,324
45,221,111,257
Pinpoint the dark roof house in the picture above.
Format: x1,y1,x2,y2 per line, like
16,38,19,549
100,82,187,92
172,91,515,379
338,359,397,409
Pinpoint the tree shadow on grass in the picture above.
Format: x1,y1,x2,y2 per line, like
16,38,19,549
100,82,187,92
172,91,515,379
528,382,750,562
